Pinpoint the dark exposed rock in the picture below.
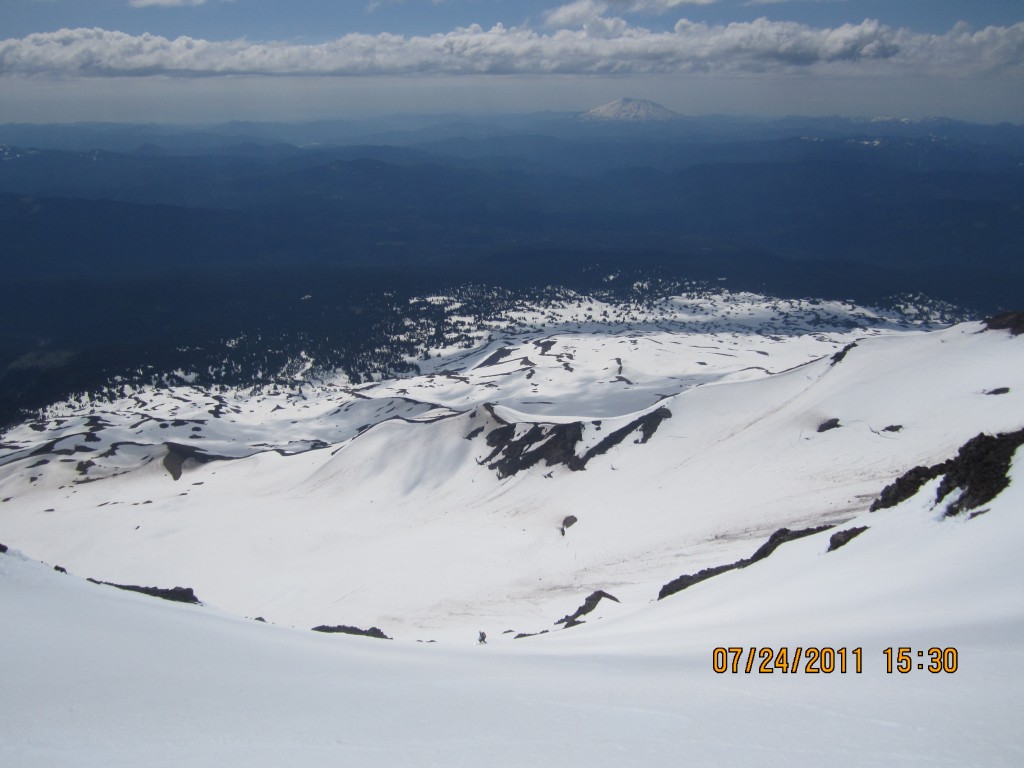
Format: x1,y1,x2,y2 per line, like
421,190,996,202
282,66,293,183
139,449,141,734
817,418,841,433
480,405,671,478
465,426,484,440
483,421,583,479
827,526,869,552
476,347,514,368
561,515,578,536
481,422,514,453
984,311,1024,336
871,464,944,511
207,396,230,419
98,442,127,458
87,578,201,604
54,565,67,573
883,425,904,433
555,590,620,628
75,460,95,475
85,415,110,432
162,444,191,481
659,524,834,600
984,387,1010,396
871,428,1024,516
576,407,672,468
161,442,231,481
311,624,391,640
514,630,550,639
830,342,857,366
631,406,672,445
747,526,834,563
0,542,7,554
657,563,737,600
936,429,1024,516
28,437,94,458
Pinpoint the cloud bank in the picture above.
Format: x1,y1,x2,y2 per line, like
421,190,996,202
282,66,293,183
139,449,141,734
1,18,1021,79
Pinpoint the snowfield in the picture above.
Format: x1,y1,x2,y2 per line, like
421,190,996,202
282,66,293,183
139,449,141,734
1,292,1022,766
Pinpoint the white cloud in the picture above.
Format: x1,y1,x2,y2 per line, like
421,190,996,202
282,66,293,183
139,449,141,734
621,0,719,10
1,19,1021,79
544,1,609,28
544,0,716,27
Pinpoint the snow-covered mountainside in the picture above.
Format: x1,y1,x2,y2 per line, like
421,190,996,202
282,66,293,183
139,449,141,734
580,97,680,122
2,291,1022,766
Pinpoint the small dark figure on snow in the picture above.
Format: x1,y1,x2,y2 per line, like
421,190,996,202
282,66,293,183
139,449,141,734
478,631,487,644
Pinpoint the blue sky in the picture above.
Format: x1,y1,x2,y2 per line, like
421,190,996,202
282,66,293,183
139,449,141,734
1,1,1022,122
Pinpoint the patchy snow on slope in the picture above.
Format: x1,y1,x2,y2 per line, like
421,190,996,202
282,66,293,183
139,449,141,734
581,97,680,122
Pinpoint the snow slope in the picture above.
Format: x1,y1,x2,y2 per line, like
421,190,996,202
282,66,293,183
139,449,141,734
1,291,1022,765
2,448,1022,767
1,294,1017,638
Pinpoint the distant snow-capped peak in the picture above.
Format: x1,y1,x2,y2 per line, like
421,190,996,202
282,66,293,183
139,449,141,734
581,98,680,122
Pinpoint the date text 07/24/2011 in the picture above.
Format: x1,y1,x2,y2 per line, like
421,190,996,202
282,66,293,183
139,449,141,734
711,647,959,674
